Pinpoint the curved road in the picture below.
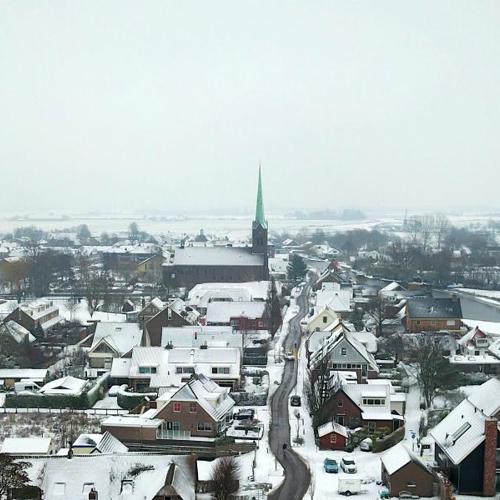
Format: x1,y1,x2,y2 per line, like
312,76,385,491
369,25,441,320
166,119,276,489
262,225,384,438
269,285,311,500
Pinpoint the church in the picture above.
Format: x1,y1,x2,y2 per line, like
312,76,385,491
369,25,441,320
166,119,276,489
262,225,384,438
163,169,269,289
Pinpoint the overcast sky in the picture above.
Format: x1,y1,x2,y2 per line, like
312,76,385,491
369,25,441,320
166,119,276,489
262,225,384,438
1,1,499,215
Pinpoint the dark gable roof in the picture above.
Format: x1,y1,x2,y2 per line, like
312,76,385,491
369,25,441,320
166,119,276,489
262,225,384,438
407,298,462,319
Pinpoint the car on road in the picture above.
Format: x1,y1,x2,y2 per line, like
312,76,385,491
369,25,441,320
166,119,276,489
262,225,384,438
323,458,339,473
340,457,357,474
284,351,295,360
290,395,301,407
360,437,373,451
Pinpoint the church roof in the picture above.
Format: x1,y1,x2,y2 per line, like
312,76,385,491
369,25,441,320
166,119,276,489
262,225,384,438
173,246,264,267
255,166,267,229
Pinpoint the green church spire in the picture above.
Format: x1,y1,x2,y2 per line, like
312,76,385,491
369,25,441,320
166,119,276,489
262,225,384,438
255,165,267,229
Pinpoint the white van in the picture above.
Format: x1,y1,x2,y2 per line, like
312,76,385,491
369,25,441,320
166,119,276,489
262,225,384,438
14,380,40,393
338,477,362,496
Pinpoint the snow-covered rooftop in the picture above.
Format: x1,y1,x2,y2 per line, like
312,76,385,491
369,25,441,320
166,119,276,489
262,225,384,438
91,322,142,355
430,378,500,465
206,301,266,323
1,437,52,455
317,421,348,438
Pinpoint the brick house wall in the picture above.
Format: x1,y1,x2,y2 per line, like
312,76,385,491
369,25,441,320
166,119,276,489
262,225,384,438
406,318,461,333
156,400,220,438
324,390,362,428
482,418,497,496
100,424,158,442
382,461,435,497
145,308,190,346
318,431,347,450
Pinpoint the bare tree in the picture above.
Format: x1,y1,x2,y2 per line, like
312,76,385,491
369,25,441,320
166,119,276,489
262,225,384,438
413,335,458,408
210,456,241,500
419,215,435,254
77,253,111,317
65,298,79,322
305,357,331,429
434,213,450,251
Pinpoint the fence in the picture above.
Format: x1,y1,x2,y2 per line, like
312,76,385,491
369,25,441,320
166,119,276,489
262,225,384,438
0,407,128,416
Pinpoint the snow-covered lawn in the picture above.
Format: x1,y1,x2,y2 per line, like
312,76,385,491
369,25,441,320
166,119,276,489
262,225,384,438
53,298,127,323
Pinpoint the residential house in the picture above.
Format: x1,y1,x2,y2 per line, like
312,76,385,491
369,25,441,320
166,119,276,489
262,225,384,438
305,304,339,333
154,374,235,439
449,327,500,374
0,320,36,344
312,282,353,319
317,421,348,450
142,299,199,347
430,377,500,496
86,322,142,377
136,254,166,282
5,299,63,335
24,453,195,500
405,297,462,333
205,301,268,332
103,375,235,443
381,443,436,497
325,381,405,432
110,345,241,392
308,321,379,383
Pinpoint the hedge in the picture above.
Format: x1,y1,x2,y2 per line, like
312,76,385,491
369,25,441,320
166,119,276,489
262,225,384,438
116,385,156,410
4,373,109,410
373,426,405,453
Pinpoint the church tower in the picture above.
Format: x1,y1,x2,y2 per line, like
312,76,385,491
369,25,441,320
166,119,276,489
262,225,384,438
252,167,269,275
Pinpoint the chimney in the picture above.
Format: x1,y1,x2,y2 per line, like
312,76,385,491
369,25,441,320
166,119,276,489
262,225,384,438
88,488,98,500
482,417,497,496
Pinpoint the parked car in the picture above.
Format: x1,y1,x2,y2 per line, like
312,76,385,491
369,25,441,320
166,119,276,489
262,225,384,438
290,395,301,407
341,457,357,474
233,409,255,420
284,351,295,360
360,437,373,451
323,458,339,473
338,477,361,496
398,493,419,499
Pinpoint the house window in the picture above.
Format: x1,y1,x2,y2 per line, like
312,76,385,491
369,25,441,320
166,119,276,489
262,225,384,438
406,481,416,488
368,422,376,432
189,403,197,413
323,316,328,323
173,402,181,412
197,422,212,432
212,367,230,375
138,366,157,374
341,348,347,356
338,400,343,407
176,366,195,374
337,415,345,425
330,434,337,443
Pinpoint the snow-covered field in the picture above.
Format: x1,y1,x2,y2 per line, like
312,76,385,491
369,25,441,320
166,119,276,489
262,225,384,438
458,288,500,301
